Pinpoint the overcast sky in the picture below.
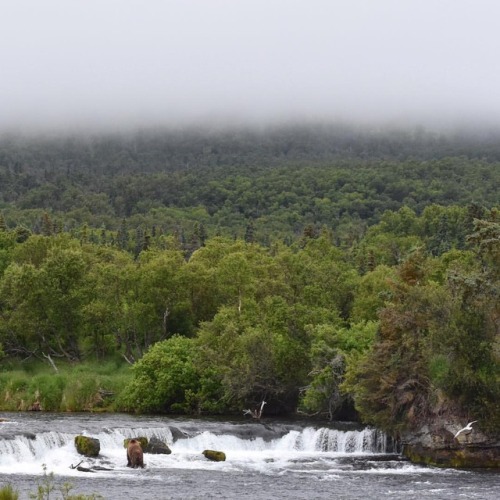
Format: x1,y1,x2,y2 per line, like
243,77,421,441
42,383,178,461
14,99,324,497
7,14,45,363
1,0,499,132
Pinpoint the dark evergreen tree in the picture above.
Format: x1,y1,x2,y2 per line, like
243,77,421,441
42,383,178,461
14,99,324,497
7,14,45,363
244,220,255,243
117,218,129,250
41,212,53,236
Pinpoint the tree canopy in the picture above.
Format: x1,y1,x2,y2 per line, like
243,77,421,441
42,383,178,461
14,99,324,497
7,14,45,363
0,125,498,435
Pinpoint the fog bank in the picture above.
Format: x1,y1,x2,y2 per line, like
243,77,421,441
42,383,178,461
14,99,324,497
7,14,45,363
1,1,499,132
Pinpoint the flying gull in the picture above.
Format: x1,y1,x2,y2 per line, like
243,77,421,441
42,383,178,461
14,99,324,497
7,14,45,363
454,421,477,439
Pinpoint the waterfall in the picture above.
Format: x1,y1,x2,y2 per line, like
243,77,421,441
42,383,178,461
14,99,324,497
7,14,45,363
0,431,74,465
0,422,394,476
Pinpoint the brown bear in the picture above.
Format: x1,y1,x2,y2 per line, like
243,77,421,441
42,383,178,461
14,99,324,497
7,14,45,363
127,438,144,468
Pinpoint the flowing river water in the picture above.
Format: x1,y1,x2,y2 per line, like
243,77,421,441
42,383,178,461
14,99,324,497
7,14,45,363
0,412,498,499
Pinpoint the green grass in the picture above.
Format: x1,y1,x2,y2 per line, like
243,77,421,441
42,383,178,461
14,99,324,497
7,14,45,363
0,484,19,500
0,358,132,412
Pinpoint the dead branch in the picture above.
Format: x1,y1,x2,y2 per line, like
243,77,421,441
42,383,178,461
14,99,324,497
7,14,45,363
98,388,115,398
122,353,134,365
42,352,59,373
243,400,267,419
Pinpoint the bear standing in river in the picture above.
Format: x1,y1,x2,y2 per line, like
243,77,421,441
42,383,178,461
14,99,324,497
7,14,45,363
127,439,144,468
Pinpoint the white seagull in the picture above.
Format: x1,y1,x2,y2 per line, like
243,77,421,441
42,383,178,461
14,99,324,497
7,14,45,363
454,420,477,439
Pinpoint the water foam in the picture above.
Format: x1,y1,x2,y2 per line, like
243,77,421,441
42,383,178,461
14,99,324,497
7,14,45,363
0,424,392,477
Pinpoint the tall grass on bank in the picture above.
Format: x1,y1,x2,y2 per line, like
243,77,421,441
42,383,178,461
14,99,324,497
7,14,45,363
0,359,132,412
0,484,19,500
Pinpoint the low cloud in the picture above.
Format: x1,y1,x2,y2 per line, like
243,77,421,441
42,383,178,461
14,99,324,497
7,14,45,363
1,0,499,132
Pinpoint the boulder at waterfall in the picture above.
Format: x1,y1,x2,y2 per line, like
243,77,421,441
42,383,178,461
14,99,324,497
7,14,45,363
203,450,226,461
402,421,500,468
74,436,100,457
145,436,171,454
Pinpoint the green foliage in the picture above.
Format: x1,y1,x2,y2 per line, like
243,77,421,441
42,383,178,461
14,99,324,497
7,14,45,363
0,160,497,437
0,361,131,412
1,127,499,248
28,374,66,411
0,484,19,500
344,239,500,434
118,335,201,413
350,265,396,322
60,373,102,412
300,321,378,418
428,354,451,389
0,372,31,410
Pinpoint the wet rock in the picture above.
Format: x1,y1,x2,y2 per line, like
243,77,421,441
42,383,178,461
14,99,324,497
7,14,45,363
74,436,100,457
145,436,171,455
169,426,189,441
401,420,500,468
21,432,36,440
1,432,36,441
202,449,226,462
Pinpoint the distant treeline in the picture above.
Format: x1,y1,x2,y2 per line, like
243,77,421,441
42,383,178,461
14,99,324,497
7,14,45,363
0,124,499,248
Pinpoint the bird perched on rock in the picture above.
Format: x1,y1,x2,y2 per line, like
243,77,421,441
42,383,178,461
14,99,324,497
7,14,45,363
454,421,477,439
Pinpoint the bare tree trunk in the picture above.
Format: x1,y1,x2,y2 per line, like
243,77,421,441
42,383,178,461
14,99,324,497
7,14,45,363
42,352,59,373
122,353,134,365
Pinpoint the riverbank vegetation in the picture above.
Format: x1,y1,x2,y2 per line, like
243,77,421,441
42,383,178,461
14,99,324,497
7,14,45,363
0,125,498,436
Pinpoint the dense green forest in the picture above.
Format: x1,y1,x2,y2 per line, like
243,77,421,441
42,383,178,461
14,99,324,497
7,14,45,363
1,124,499,247
0,125,498,437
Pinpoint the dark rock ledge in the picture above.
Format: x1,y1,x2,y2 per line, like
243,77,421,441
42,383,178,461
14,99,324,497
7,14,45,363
401,421,500,468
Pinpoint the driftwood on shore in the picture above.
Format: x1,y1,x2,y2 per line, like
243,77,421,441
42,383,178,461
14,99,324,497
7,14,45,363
70,460,113,473
243,400,267,419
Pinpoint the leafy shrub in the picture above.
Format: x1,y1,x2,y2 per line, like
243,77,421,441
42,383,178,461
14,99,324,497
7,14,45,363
61,373,101,412
118,335,200,413
0,372,30,410
29,374,66,411
428,355,451,389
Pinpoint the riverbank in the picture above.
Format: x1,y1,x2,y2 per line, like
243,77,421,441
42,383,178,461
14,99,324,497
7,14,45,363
0,359,132,412
2,360,499,470
401,421,500,468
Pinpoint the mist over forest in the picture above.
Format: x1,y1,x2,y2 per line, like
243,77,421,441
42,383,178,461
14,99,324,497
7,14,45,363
0,121,498,250
2,1,500,134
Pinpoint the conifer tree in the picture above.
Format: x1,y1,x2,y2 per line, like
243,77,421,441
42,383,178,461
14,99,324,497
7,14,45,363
41,212,53,236
117,218,129,250
244,220,255,243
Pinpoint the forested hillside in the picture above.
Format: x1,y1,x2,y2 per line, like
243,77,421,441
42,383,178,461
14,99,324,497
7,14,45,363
0,125,498,247
0,125,498,437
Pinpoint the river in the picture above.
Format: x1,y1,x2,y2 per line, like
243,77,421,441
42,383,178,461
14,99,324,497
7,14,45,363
0,412,498,499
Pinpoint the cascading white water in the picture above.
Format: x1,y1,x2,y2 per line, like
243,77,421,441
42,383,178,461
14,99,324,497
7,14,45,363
283,427,389,454
97,426,175,449
0,416,494,500
0,420,397,480
170,426,389,455
0,431,74,466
